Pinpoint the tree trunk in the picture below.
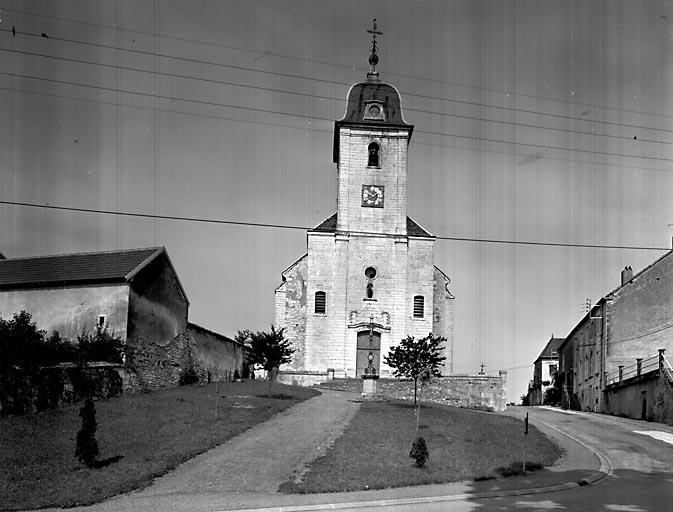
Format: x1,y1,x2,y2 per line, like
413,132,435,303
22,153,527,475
413,377,418,407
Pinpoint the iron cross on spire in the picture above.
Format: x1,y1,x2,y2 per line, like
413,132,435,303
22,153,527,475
367,18,382,73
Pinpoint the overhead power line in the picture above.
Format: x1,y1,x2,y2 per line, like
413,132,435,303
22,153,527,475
5,5,673,122
4,71,673,164
2,46,671,148
3,27,672,138
5,85,673,177
1,200,670,251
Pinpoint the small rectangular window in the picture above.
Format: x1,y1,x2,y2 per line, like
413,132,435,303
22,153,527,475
97,315,107,328
315,291,326,314
413,296,424,318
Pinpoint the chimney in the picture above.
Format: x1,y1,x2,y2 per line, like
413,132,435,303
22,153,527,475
621,265,633,286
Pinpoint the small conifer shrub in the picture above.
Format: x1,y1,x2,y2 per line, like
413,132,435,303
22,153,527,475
409,436,429,468
75,399,99,467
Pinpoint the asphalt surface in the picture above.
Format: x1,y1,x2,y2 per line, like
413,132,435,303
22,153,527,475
45,396,673,512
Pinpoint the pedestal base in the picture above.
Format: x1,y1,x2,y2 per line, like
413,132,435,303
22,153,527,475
361,375,379,399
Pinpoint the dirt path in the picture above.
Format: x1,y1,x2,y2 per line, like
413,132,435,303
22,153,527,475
57,388,360,512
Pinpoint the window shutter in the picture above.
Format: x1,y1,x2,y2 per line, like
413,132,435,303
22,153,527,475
413,296,424,318
315,291,326,314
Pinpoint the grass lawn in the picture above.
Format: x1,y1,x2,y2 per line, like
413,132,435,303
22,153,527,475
0,381,318,510
280,401,562,493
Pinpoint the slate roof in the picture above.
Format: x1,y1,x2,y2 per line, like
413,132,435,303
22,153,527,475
0,247,164,289
534,337,564,364
337,82,411,128
333,76,414,163
309,213,433,238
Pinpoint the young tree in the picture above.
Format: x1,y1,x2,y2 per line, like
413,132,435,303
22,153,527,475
240,325,294,398
384,333,447,408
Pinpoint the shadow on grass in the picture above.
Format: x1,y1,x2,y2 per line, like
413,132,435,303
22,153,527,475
255,393,296,400
91,455,124,469
495,461,544,477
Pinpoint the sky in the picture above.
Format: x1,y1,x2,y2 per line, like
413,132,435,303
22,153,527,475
2,0,673,402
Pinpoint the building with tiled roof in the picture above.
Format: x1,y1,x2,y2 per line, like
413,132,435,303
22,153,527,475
0,247,245,393
274,34,454,382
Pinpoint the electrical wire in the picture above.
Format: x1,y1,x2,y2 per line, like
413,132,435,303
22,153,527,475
5,5,673,122
2,46,671,148
0,200,670,251
3,27,672,138
4,71,673,164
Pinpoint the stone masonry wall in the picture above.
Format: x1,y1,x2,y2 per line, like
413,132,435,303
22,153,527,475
321,374,507,411
123,332,203,392
604,371,673,425
336,127,409,236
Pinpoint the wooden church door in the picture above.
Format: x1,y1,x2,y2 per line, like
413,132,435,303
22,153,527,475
356,330,381,376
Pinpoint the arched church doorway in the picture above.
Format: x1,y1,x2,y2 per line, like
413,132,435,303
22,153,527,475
356,330,381,376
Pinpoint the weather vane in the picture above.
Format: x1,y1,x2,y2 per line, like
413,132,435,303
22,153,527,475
367,18,382,74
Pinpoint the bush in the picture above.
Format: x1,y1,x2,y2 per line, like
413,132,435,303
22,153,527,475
409,436,429,467
75,399,99,467
77,327,124,364
179,367,199,386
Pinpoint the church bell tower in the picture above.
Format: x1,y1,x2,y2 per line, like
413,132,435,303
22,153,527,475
333,19,414,236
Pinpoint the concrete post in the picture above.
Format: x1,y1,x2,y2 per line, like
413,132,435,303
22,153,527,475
636,358,643,376
618,365,624,382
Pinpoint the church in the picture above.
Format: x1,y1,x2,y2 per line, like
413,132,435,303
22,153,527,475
275,26,454,382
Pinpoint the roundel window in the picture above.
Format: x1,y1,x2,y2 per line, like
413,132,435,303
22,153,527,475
365,267,377,279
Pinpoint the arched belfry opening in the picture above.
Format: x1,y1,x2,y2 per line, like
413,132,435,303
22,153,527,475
368,142,380,167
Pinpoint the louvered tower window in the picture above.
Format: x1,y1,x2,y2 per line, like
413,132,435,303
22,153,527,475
315,291,326,314
413,296,424,318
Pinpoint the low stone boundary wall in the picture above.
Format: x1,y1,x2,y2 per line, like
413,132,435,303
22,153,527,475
317,373,507,411
0,363,123,415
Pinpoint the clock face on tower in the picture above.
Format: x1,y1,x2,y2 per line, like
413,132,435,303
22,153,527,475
362,185,384,208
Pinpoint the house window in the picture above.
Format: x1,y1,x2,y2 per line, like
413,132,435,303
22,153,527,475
549,364,557,376
314,291,326,314
413,296,424,318
97,315,107,328
366,283,374,299
364,266,377,279
367,142,380,167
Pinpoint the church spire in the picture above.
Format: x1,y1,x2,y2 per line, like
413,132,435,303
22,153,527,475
366,18,382,82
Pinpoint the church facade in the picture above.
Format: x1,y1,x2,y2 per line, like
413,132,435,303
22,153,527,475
275,46,454,381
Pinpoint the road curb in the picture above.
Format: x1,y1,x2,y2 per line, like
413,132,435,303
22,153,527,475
222,416,613,512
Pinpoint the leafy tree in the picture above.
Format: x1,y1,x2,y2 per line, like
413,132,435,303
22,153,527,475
240,325,294,398
75,398,99,467
0,311,45,414
384,333,447,408
76,326,125,364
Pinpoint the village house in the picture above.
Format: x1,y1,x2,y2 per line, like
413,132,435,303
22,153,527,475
558,254,673,423
527,336,562,406
0,247,245,394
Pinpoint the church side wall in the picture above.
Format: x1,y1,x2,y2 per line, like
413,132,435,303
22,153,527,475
433,267,455,374
306,233,337,371
277,256,308,371
406,238,435,340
